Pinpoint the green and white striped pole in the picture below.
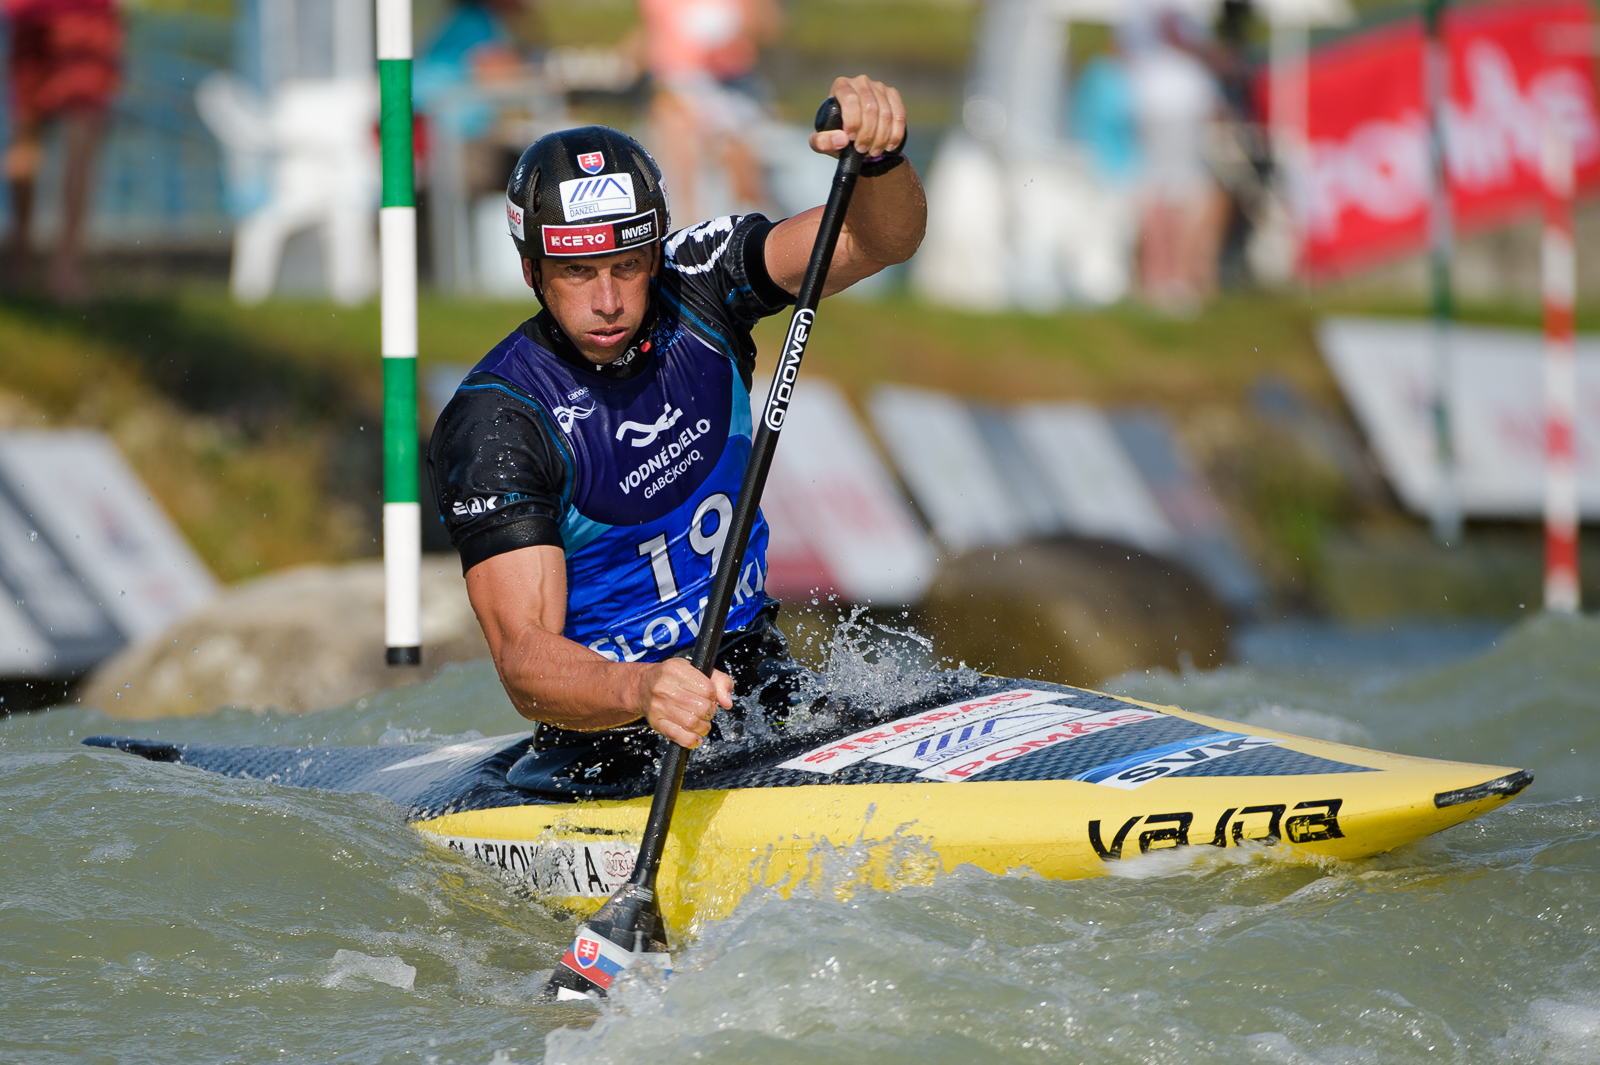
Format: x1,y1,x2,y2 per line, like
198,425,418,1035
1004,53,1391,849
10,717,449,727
378,0,421,666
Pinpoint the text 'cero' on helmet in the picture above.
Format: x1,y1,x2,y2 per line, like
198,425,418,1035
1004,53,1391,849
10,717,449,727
505,127,670,260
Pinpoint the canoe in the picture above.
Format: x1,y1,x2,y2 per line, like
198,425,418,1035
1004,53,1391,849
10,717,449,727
84,676,1531,930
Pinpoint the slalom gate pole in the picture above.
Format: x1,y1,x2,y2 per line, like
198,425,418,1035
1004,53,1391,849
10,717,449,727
1424,0,1460,546
541,99,862,1002
1542,122,1580,614
378,0,422,666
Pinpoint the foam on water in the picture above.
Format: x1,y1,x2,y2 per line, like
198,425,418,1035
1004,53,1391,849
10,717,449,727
1498,996,1600,1062
324,950,419,991
550,793,1600,1065
3,614,1598,1064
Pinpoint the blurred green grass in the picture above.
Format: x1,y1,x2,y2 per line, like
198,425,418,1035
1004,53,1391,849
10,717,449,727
788,0,979,69
542,0,640,48
544,0,978,68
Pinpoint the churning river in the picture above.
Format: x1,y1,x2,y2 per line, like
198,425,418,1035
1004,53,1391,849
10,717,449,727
3,612,1598,1065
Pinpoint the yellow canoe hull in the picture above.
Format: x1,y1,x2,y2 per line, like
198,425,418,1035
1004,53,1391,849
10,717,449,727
415,694,1528,931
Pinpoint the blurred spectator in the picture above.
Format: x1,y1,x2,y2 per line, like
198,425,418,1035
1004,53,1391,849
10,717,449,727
415,0,547,267
1189,0,1256,120
1184,0,1271,288
415,0,542,143
1071,45,1142,187
2,0,122,301
633,0,781,224
1122,4,1227,313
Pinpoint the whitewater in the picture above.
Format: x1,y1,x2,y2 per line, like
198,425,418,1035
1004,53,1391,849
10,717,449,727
2,612,1596,1064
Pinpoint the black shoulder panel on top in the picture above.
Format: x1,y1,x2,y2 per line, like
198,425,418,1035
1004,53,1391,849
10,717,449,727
427,371,569,573
659,214,794,387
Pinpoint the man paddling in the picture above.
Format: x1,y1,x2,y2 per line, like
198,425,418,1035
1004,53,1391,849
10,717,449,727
428,76,925,792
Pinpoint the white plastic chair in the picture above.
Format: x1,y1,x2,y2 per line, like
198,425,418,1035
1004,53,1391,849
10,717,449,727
196,73,380,305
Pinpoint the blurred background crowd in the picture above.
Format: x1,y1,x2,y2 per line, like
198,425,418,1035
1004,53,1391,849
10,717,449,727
0,0,1350,312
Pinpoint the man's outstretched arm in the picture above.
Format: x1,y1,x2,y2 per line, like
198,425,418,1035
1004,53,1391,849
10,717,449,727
764,74,928,297
464,545,732,748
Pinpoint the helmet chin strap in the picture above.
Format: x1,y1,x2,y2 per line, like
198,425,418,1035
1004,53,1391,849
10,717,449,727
524,257,547,307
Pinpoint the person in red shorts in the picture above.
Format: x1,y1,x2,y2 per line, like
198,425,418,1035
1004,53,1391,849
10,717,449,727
3,0,121,300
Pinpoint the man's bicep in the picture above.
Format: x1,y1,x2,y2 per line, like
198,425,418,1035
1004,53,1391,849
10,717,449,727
763,209,818,295
764,208,886,297
464,544,569,656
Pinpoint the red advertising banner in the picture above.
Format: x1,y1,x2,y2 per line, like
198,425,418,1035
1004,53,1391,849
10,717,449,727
1282,0,1600,279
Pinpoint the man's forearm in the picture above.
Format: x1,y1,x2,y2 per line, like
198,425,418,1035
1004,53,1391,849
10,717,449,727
465,546,641,730
463,544,728,745
493,625,734,748
494,623,646,730
840,160,927,267
766,75,926,293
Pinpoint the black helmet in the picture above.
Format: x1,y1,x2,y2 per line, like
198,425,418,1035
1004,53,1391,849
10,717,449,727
505,126,670,261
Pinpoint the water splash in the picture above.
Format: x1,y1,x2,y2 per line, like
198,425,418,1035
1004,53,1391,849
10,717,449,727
698,605,983,769
378,724,487,747
788,604,947,708
1497,997,1600,1063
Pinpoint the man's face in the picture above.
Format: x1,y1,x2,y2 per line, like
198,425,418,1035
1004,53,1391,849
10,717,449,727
525,246,658,364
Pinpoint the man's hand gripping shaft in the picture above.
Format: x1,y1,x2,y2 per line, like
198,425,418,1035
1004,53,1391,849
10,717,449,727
631,657,734,749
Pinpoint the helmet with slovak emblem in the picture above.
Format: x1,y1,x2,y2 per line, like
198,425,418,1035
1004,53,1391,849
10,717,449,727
505,126,670,262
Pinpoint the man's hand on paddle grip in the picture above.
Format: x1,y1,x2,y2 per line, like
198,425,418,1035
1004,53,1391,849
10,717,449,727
809,75,905,160
632,658,734,749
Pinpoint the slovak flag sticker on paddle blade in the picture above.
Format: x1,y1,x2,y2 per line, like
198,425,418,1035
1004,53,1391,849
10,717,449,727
577,151,605,174
558,927,628,990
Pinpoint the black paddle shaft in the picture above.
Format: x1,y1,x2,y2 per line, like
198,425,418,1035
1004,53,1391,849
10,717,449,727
630,99,863,889
541,100,862,1002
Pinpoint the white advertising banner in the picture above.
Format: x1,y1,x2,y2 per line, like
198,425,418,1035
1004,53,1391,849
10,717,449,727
1319,316,1600,518
0,431,216,647
755,378,936,605
0,461,123,675
0,591,50,675
868,384,1031,553
1012,402,1178,553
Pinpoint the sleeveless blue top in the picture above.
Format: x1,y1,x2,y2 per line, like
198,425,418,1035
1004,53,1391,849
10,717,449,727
464,311,770,662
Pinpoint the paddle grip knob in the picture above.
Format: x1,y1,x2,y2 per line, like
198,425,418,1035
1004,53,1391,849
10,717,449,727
815,97,843,133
